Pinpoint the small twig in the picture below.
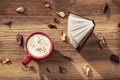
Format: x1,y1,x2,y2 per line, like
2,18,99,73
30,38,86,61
63,56,73,61
46,67,51,73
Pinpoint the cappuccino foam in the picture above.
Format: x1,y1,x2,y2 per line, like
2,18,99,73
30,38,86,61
27,34,51,57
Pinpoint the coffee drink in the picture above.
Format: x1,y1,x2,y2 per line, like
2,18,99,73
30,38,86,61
27,34,51,57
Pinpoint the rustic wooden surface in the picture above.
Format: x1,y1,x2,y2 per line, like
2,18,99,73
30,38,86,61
0,0,120,80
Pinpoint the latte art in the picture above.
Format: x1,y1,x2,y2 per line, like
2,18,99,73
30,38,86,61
27,34,51,57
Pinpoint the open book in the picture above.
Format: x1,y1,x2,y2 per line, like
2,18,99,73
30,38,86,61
68,13,95,49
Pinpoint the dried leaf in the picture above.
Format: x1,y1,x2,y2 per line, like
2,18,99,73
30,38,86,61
47,24,57,29
98,36,106,50
82,64,91,76
63,56,73,61
59,66,66,73
45,3,50,8
60,31,67,42
58,12,65,18
46,67,51,73
4,21,13,28
16,7,25,14
103,3,109,13
0,58,11,64
22,66,31,71
118,23,120,28
110,55,119,64
16,34,23,45
53,18,60,23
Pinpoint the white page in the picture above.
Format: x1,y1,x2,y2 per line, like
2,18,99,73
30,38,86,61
74,23,94,43
69,13,90,22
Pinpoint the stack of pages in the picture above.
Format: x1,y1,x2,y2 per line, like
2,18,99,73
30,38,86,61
68,13,95,49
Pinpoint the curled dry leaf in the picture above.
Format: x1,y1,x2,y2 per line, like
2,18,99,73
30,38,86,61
5,21,13,27
98,36,106,50
110,55,119,64
58,12,65,18
53,18,60,23
60,31,67,42
16,34,23,45
47,24,57,29
59,66,67,73
46,67,51,73
16,7,25,14
82,64,91,76
103,3,109,13
0,58,11,64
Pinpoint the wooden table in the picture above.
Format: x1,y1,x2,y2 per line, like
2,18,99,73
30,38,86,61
0,0,120,80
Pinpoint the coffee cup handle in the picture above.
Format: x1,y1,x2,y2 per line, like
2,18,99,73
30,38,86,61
22,55,32,66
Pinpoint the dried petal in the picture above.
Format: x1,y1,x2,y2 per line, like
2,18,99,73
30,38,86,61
22,66,31,71
46,67,51,73
82,64,91,76
59,66,66,73
103,3,109,13
60,31,67,42
110,55,119,64
58,12,65,18
16,7,25,14
47,24,57,29
45,3,50,8
16,34,23,45
98,36,106,50
0,58,11,64
53,18,60,23
4,21,13,27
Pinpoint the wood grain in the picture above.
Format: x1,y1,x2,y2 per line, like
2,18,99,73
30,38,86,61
0,0,120,80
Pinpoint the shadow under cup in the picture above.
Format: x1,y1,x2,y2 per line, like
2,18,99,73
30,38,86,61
22,32,54,66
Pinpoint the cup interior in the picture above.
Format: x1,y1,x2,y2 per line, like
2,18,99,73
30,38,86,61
25,32,53,59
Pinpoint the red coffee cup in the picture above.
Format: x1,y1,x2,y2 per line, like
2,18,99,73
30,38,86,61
22,32,54,66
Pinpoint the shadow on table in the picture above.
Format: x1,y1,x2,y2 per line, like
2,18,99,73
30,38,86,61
78,34,120,79
38,50,83,80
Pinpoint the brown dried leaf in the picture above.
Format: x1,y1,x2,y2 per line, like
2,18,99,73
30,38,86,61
60,31,67,42
59,66,67,73
53,18,60,23
16,34,23,45
110,55,119,64
118,23,120,28
103,3,109,13
47,24,57,29
4,21,13,28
